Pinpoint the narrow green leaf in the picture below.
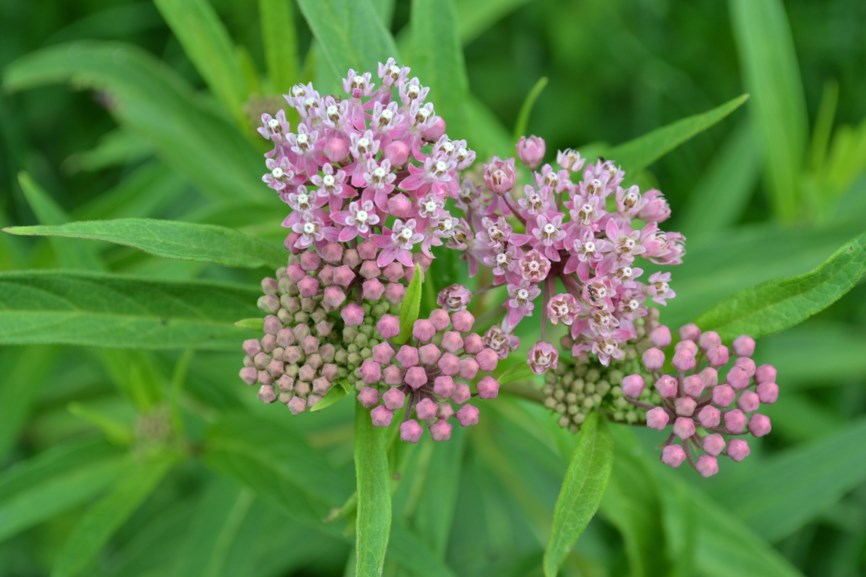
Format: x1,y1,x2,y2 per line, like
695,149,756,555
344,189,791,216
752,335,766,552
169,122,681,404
604,94,748,176
259,0,298,92
0,347,58,460
4,218,286,269
3,42,263,201
52,456,174,577
678,121,759,239
695,231,866,340
543,412,614,577
310,384,348,412
64,129,151,173
396,263,423,344
455,0,531,45
730,0,807,221
296,0,399,88
17,173,103,270
68,403,134,445
354,404,392,577
808,80,839,172
710,419,866,542
512,76,548,142
153,0,247,125
0,441,125,543
410,0,469,137
234,317,264,331
0,271,259,350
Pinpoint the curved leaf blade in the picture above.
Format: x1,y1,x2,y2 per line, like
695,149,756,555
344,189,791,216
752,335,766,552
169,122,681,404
0,271,259,350
396,263,423,344
696,232,866,340
543,412,614,577
4,218,286,269
355,404,392,577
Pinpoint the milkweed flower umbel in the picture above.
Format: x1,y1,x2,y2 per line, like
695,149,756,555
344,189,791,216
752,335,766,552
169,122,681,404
622,324,778,477
456,136,685,370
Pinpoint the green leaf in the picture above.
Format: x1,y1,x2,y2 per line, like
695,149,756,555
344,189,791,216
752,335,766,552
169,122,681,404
512,76,548,142
259,0,298,92
64,129,151,173
354,403,392,577
234,317,264,331
389,523,458,577
710,419,866,542
396,263,423,344
153,0,247,125
695,231,866,340
0,441,125,543
678,121,759,239
296,0,399,90
4,218,286,269
3,42,263,201
454,0,531,45
310,384,348,412
603,94,748,176
0,271,259,350
730,0,807,221
68,403,134,445
52,456,174,577
543,412,614,577
409,0,469,137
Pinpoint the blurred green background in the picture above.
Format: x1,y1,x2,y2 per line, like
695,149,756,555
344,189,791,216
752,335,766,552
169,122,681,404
1,1,865,576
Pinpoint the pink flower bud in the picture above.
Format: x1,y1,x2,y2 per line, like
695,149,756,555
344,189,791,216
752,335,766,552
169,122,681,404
333,265,356,288
661,444,686,468
712,384,735,406
726,365,751,390
697,405,721,428
300,250,322,272
371,405,394,426
357,240,378,261
371,343,394,365
343,248,361,269
621,374,645,398
376,314,400,338
430,418,452,441
362,279,385,301
646,407,670,430
419,343,441,365
429,308,450,331
706,345,729,367
724,409,747,433
528,341,558,374
297,276,320,298
453,383,471,403
359,359,382,384
239,366,258,385
738,390,760,413
288,396,307,415
438,403,454,420
451,310,475,332
404,366,428,389
415,398,438,421
483,157,516,194
475,348,498,372
696,455,719,478
673,417,696,439
477,376,499,399
727,438,751,461
748,414,771,437
675,397,697,417
383,262,404,282
387,194,413,219
679,323,701,341
412,319,436,343
437,284,472,312
320,242,343,264
441,331,464,353
755,364,777,385
422,116,446,140
463,334,484,354
459,358,479,380
287,263,306,282
642,347,665,371
649,325,672,348
323,136,349,162
672,349,696,372
384,140,410,166
438,352,460,376
637,189,671,222
396,345,420,367
433,375,456,398
400,419,424,443
385,283,406,304
732,335,756,357
654,375,678,398
263,316,281,335
243,339,262,357
360,260,381,279
516,135,546,169
383,365,403,385
675,339,698,354
318,265,334,286
683,374,704,398
703,434,726,456
756,382,779,404
698,331,721,350
358,387,379,408
383,387,406,410
457,404,480,427
341,303,364,326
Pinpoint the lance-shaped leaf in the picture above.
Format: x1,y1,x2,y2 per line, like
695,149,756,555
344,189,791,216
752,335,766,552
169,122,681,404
0,271,259,350
543,411,614,577
354,404,392,577
396,263,423,344
696,231,866,340
4,218,286,269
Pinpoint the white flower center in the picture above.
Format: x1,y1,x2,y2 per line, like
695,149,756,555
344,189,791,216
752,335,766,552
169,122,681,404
407,85,420,98
297,193,309,205
356,210,368,223
496,253,508,264
543,223,556,236
303,222,316,234
268,119,279,129
381,109,393,122
323,175,335,187
441,142,455,154
435,161,447,175
584,241,596,253
303,97,316,110
297,134,308,146
517,289,529,300
400,227,413,240
621,266,633,278
271,167,284,178
425,201,437,213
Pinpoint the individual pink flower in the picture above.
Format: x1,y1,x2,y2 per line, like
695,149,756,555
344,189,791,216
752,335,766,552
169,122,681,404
517,135,546,169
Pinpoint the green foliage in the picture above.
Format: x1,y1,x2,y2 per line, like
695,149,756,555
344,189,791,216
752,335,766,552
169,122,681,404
396,263,424,345
354,405,392,577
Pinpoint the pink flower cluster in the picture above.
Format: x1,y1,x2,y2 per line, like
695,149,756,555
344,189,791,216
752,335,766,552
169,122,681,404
258,59,475,268
456,136,684,371
357,303,501,442
621,323,778,477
